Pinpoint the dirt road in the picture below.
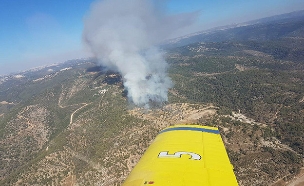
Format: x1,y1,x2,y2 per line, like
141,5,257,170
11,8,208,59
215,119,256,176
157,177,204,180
287,168,304,186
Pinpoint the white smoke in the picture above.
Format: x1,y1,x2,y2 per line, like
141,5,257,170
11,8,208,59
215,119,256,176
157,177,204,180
83,0,198,107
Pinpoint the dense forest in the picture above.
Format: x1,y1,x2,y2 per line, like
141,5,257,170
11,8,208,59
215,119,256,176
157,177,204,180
167,39,304,156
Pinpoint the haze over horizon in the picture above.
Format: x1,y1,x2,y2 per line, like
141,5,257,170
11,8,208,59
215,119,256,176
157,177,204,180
1,0,304,76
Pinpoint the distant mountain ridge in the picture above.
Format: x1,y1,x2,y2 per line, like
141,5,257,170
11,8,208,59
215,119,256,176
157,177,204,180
246,9,304,25
165,10,304,48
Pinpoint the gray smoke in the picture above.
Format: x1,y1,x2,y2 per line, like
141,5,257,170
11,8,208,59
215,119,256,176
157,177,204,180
83,0,198,107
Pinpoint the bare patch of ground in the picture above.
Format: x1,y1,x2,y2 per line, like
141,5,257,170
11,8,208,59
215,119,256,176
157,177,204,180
0,101,14,105
272,167,304,186
61,174,76,186
260,138,296,152
230,111,267,127
235,64,251,71
129,103,217,128
243,50,272,58
193,72,226,77
169,89,187,99
286,167,304,186
178,63,191,66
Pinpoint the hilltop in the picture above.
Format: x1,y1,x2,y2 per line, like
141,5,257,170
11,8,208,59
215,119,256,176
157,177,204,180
165,10,304,48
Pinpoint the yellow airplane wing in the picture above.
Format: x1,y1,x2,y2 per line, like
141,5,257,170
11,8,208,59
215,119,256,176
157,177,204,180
123,125,238,186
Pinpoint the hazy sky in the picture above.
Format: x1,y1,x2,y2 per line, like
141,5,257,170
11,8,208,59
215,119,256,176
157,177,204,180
1,0,304,75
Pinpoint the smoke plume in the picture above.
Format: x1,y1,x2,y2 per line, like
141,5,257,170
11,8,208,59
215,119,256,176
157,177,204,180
83,0,198,107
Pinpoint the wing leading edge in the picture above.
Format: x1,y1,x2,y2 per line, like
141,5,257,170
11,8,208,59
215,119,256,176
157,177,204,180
123,125,238,186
